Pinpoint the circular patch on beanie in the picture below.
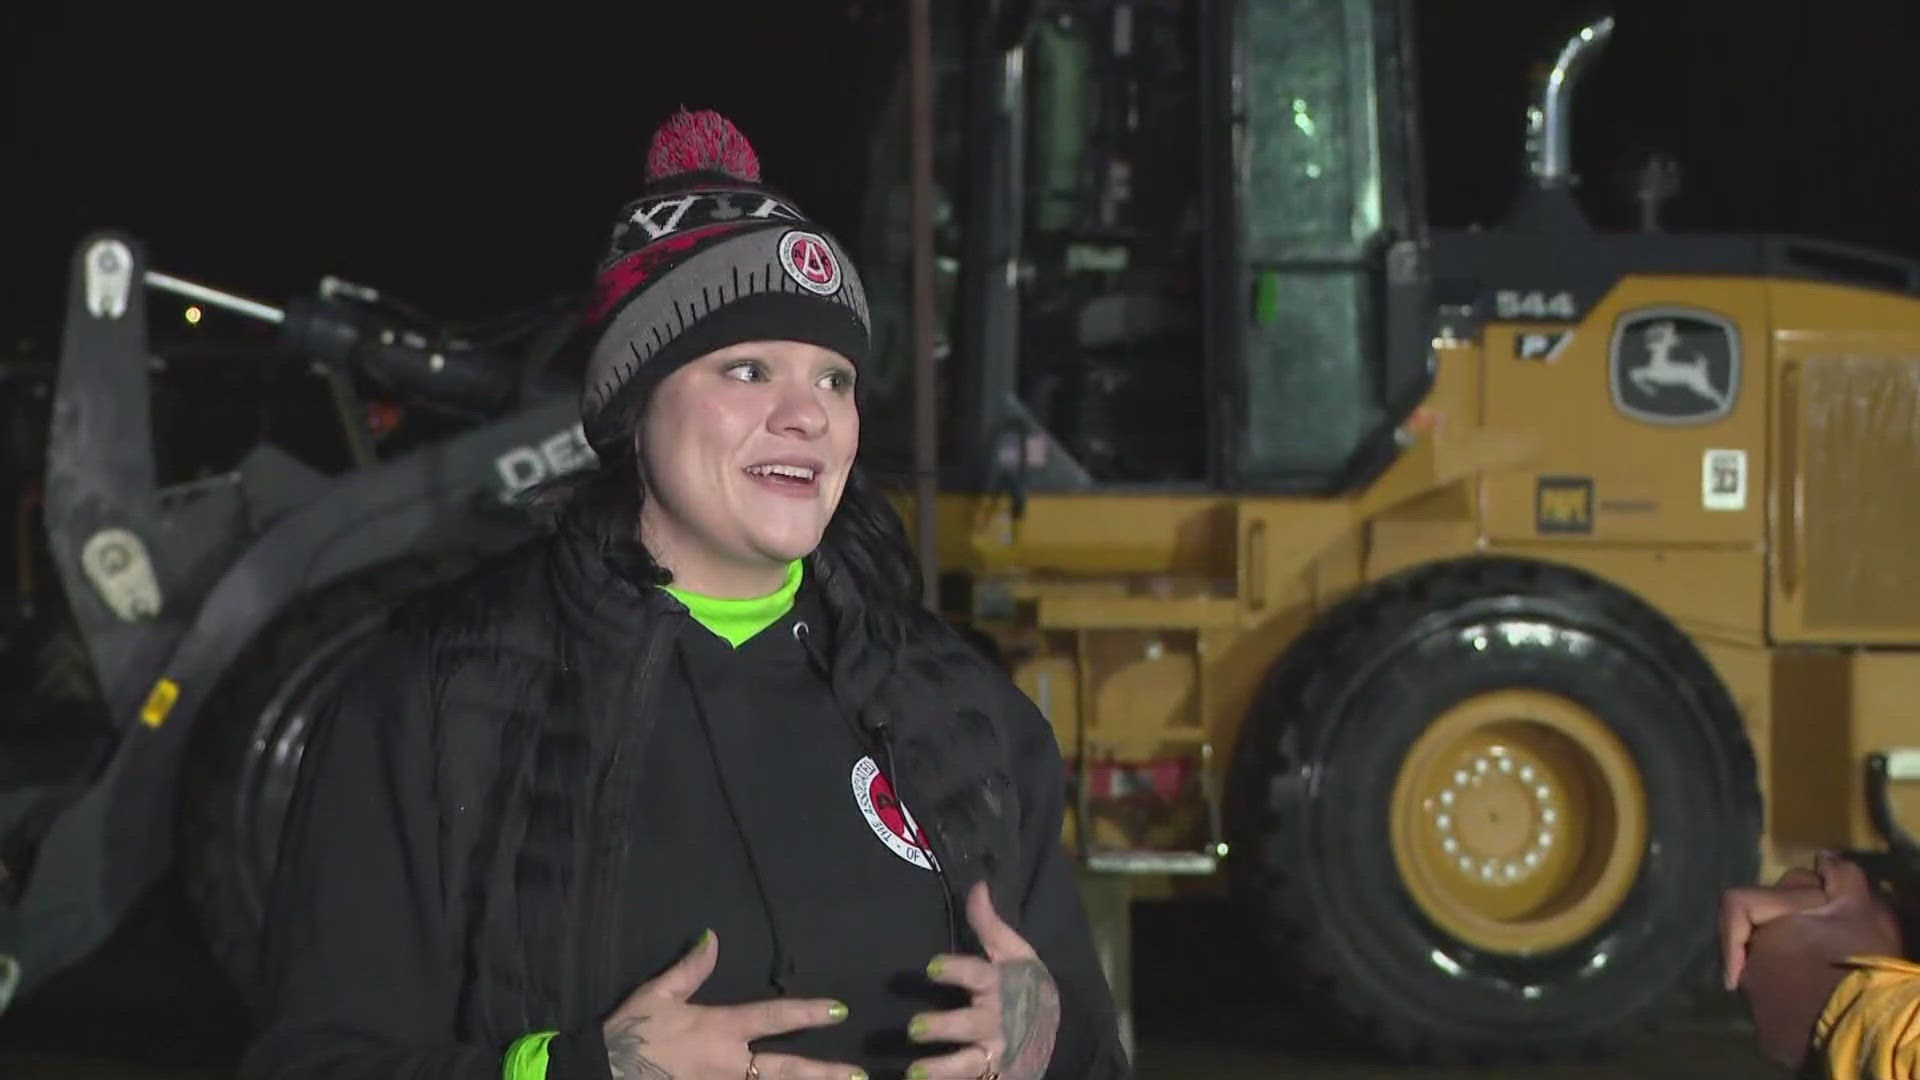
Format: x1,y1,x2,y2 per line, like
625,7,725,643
777,230,843,296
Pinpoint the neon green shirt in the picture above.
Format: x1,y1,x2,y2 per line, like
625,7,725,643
661,559,804,647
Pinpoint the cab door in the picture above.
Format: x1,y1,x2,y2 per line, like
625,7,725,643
1206,0,1432,492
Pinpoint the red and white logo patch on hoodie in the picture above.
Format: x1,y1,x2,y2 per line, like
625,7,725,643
851,756,939,871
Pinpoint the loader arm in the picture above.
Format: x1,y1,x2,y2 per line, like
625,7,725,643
0,233,584,1005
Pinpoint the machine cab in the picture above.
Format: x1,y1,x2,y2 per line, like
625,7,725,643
858,0,1432,498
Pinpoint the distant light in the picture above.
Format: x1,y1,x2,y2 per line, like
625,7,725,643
184,306,203,325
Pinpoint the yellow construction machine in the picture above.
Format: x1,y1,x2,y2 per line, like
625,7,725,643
859,0,1920,1064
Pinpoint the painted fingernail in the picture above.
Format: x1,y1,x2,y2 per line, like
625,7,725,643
700,928,714,948
909,1015,930,1040
908,1068,931,1080
827,1001,849,1022
926,957,945,979
851,1072,868,1080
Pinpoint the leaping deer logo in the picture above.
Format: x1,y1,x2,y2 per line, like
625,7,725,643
1629,320,1728,410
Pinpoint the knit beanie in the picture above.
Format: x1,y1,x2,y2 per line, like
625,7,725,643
578,108,872,456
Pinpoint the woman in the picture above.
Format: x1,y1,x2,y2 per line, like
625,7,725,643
241,109,1130,1080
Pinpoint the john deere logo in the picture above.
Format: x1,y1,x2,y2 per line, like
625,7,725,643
1536,476,1593,535
1609,307,1739,424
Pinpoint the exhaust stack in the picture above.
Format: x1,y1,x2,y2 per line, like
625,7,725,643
1526,14,1615,188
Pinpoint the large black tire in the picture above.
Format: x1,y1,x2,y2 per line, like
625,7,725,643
177,556,473,996
1226,556,1760,1065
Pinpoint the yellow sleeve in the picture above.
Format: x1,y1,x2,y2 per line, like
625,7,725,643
1817,956,1920,1079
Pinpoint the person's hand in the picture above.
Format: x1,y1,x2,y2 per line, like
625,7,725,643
1732,854,1904,1070
601,930,867,1080
907,882,1061,1080
1720,861,1829,990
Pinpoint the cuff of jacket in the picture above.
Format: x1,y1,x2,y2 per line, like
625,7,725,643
541,1023,612,1080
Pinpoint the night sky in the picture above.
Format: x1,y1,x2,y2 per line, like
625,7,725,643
7,0,1920,351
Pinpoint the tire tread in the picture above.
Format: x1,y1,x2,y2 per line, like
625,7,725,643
1227,555,1761,1065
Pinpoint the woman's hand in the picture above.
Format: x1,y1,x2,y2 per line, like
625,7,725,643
600,930,867,1080
907,882,1061,1080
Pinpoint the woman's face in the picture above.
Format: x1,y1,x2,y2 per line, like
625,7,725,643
637,339,859,597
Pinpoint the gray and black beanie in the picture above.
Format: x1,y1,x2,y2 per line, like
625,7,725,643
577,108,871,457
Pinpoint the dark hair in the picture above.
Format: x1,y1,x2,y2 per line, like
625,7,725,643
519,393,921,613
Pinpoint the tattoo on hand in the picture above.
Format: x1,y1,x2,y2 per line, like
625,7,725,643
998,958,1061,1079
603,1015,673,1080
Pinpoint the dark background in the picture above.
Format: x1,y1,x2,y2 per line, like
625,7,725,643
7,0,1920,352
4,0,1919,1069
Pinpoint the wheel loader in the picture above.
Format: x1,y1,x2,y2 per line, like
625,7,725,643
5,0,1920,1069
854,0,1920,1064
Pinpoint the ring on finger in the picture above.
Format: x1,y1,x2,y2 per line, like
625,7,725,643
745,1053,761,1080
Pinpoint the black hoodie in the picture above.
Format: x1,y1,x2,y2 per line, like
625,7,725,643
241,522,1130,1080
622,587,962,1076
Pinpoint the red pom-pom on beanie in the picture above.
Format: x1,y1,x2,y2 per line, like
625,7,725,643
645,107,762,184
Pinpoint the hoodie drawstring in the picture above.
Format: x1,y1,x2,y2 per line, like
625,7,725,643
678,643,798,995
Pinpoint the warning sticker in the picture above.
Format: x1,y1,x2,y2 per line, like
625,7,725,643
1702,448,1747,511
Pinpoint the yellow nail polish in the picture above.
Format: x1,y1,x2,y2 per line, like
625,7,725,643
909,1015,929,1040
700,928,714,948
926,957,945,979
851,1072,868,1080
908,1068,930,1080
827,1001,849,1022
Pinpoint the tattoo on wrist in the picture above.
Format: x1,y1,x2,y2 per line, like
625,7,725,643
603,1015,673,1080
998,958,1061,1079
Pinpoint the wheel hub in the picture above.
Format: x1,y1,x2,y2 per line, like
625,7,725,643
1428,745,1560,884
1390,688,1647,955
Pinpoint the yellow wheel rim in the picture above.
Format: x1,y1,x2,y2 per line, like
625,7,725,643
1389,688,1647,955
